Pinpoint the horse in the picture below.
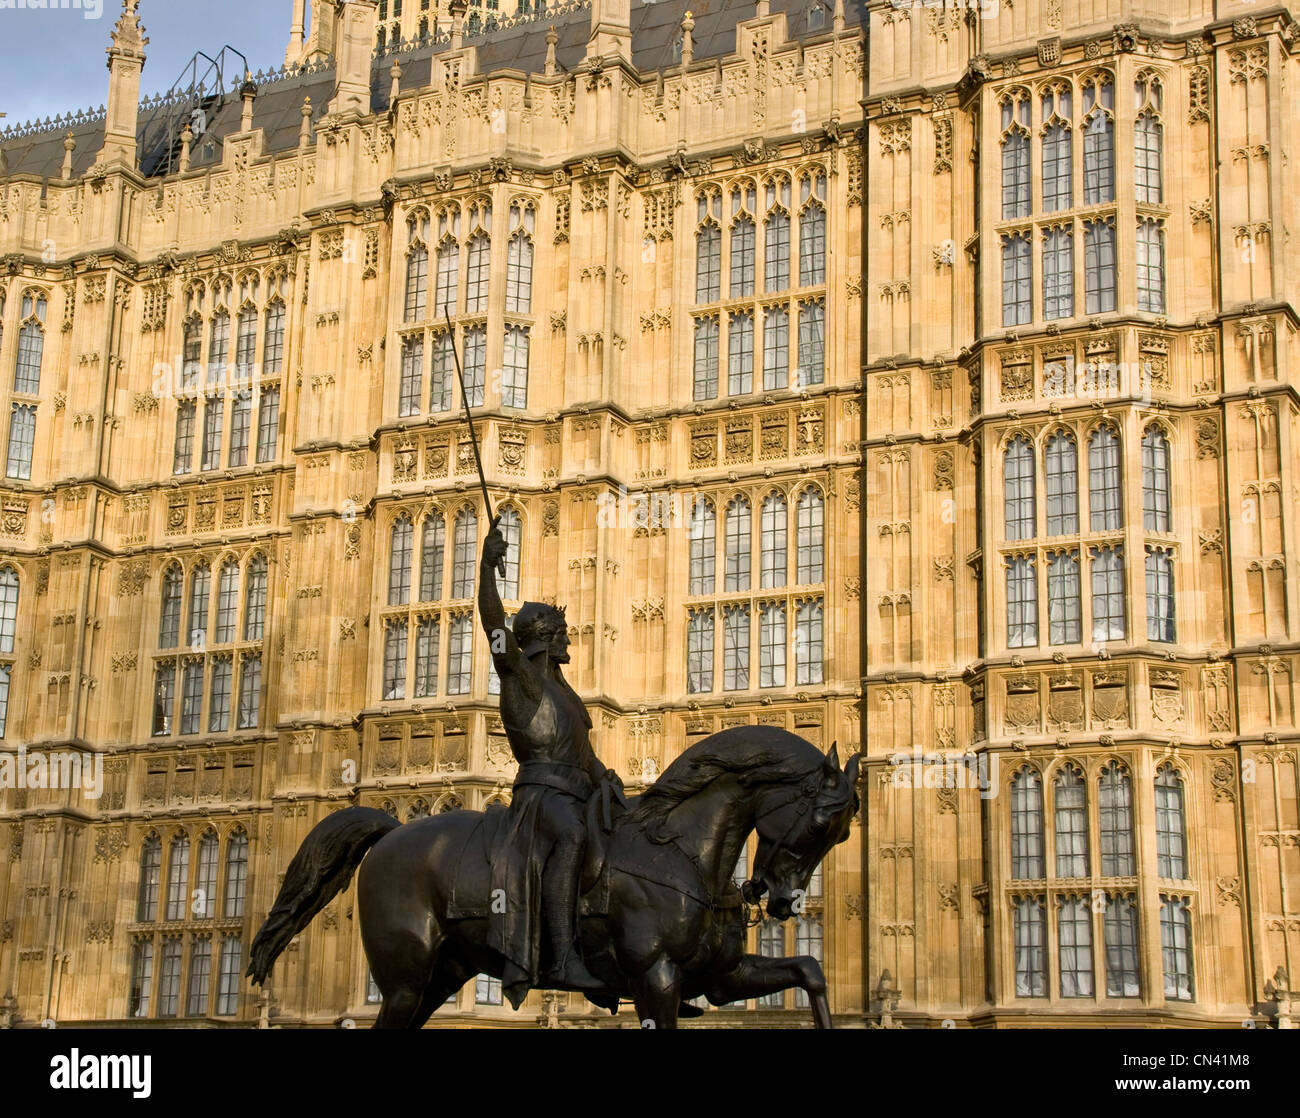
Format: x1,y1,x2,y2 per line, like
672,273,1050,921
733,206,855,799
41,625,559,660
248,727,860,1029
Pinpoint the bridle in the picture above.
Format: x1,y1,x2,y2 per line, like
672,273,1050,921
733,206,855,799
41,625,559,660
747,770,825,899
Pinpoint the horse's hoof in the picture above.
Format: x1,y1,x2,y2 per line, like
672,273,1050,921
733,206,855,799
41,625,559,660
677,1001,705,1018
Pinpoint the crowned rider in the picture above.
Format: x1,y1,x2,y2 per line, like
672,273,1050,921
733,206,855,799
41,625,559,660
479,516,623,1007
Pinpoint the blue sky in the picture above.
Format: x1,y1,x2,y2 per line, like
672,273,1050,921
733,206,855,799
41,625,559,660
1,1,288,130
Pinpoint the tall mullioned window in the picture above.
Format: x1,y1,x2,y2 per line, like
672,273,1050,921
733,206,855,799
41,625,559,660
165,833,190,922
138,835,162,922
420,515,445,602
1045,432,1078,536
14,290,46,394
452,508,478,598
6,404,36,480
1000,91,1031,219
1141,427,1171,531
1081,73,1115,204
722,604,750,691
465,201,491,315
1136,219,1166,313
1054,766,1089,877
1042,227,1073,319
797,171,826,287
1160,896,1194,1001
1046,550,1080,645
1057,897,1094,998
446,614,472,694
793,600,823,685
1088,426,1122,530
389,517,413,606
687,607,714,693
1006,556,1037,647
688,499,716,596
434,209,460,315
501,325,530,410
760,493,787,588
1105,893,1141,997
729,183,756,298
496,507,522,601
505,202,535,313
1010,768,1044,879
795,489,824,585
764,177,791,292
1041,84,1072,211
724,497,751,592
398,335,423,417
1098,762,1135,876
405,235,429,324
693,316,719,401
383,621,407,700
728,311,754,396
759,603,786,687
1145,546,1175,642
1002,233,1031,326
695,194,721,302
1090,546,1125,642
1154,764,1187,879
1013,896,1047,997
1084,219,1116,314
762,305,789,390
215,563,239,643
1133,74,1164,204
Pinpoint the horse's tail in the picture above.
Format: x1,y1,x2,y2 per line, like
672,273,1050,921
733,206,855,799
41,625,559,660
247,807,401,985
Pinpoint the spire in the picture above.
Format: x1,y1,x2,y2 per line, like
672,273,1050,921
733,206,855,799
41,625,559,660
61,132,76,180
587,0,632,64
286,0,307,66
681,11,694,66
544,25,558,77
329,1,379,116
98,0,148,169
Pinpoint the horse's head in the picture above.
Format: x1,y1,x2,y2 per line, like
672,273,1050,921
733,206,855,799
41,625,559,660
743,743,860,920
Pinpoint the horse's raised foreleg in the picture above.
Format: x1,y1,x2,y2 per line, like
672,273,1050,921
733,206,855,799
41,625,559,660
628,957,683,1030
706,953,832,1028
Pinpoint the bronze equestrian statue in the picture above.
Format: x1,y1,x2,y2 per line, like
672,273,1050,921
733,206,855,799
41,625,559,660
248,528,860,1027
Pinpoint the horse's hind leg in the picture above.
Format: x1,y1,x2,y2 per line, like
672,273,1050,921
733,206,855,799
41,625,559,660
373,942,473,1029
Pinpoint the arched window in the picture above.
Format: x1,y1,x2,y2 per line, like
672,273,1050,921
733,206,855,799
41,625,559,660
398,335,423,417
223,831,249,918
215,560,239,643
195,831,219,919
451,507,478,598
693,316,719,401
1047,550,1081,645
209,656,232,732
263,300,286,376
405,244,428,323
795,489,824,584
14,291,46,394
760,493,787,589
1088,426,1122,530
235,302,257,377
1042,226,1073,320
137,835,162,922
1083,217,1117,314
1145,546,1175,642
1082,73,1115,205
0,566,19,654
207,310,230,386
1040,84,1072,211
722,603,750,691
446,613,472,694
415,617,440,697
1045,432,1078,536
5,404,36,481
1000,92,1031,220
687,499,716,595
1154,764,1188,880
759,601,786,687
686,607,714,693
237,654,262,729
1006,556,1038,647
1136,219,1166,313
1057,896,1094,998
243,556,267,641
695,192,721,302
763,176,791,292
1134,74,1163,204
730,206,756,299
793,599,823,685
1010,768,1044,879
502,325,529,409
383,620,408,700
1141,427,1171,531
465,231,491,314
505,202,535,313
1002,232,1031,327
724,497,751,592
496,507,522,600
1004,437,1036,540
188,563,211,649
389,517,414,605
1090,545,1125,642
419,514,445,602
165,833,190,921
435,227,460,315
1098,761,1134,876
1054,766,1089,877
797,172,827,287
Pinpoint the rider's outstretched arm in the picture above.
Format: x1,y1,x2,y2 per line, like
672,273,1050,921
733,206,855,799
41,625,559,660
479,516,530,682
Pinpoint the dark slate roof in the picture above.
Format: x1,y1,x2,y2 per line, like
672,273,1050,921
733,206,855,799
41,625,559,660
1,0,866,182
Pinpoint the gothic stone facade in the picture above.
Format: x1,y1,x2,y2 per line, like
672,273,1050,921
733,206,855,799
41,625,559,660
0,0,1296,1029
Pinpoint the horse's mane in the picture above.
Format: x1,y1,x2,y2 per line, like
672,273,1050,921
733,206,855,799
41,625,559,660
626,726,828,827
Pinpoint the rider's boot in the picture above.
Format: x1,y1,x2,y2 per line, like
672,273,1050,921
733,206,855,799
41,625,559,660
541,839,606,993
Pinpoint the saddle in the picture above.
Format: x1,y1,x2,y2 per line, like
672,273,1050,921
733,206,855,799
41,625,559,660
444,785,629,920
